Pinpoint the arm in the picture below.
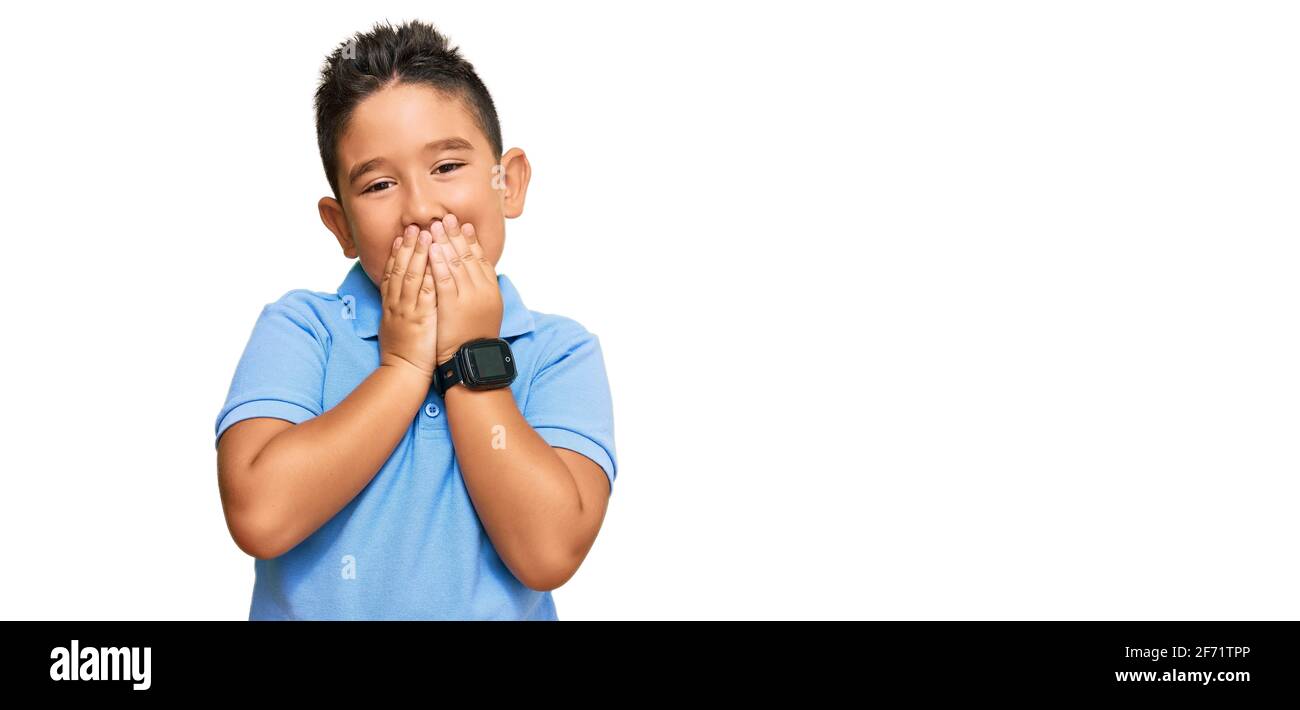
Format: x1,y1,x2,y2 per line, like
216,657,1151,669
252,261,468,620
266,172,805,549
217,225,442,559
444,385,610,591
425,214,611,591
217,360,431,559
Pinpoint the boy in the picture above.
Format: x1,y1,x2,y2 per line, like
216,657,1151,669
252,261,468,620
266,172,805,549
213,20,617,620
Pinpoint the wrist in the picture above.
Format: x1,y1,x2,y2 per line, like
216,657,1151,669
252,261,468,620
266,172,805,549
438,331,500,366
379,354,435,382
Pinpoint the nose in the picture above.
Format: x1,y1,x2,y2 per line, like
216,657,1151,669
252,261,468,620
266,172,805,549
402,179,444,232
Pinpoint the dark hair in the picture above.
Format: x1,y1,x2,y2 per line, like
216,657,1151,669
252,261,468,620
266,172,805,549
314,19,503,201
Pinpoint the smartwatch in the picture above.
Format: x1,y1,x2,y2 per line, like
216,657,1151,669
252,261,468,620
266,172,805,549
433,337,517,395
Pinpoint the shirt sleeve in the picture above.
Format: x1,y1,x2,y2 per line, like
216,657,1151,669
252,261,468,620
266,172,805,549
214,298,328,448
524,323,619,493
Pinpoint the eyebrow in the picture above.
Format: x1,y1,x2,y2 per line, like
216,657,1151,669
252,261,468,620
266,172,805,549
347,137,476,186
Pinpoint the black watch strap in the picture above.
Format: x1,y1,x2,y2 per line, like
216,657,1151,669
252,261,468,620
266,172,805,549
434,354,463,396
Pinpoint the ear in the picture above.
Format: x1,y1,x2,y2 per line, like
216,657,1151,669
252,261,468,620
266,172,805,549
496,147,531,220
319,196,358,258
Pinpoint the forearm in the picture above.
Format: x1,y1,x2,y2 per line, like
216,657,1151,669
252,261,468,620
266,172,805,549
444,385,581,587
249,361,431,555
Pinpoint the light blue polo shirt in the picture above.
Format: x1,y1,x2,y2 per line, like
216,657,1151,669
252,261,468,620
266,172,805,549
214,260,617,620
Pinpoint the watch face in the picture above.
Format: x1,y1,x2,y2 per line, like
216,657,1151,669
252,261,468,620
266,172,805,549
466,340,515,385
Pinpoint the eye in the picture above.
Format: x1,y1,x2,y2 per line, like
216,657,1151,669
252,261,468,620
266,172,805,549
434,162,465,175
362,180,394,194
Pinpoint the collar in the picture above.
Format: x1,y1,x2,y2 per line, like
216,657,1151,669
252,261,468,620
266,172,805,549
336,259,536,340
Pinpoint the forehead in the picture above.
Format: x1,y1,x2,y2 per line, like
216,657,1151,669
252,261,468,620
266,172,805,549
338,82,485,164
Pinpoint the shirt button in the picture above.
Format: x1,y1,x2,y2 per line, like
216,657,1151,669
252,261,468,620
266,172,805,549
424,403,440,418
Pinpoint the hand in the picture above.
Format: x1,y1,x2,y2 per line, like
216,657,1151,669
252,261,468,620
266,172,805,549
378,224,439,378
427,213,503,366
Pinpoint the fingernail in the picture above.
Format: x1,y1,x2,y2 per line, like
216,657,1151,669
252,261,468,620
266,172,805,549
419,230,431,245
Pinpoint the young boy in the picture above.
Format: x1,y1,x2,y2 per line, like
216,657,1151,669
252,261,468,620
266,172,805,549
213,20,617,620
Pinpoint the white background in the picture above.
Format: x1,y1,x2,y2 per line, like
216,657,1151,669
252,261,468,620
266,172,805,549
1,1,1296,619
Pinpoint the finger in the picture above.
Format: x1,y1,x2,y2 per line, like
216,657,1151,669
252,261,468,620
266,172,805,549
460,223,496,283
442,213,483,288
382,234,402,295
381,231,406,298
432,219,472,293
418,253,437,314
401,228,432,310
385,226,419,306
428,228,458,298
